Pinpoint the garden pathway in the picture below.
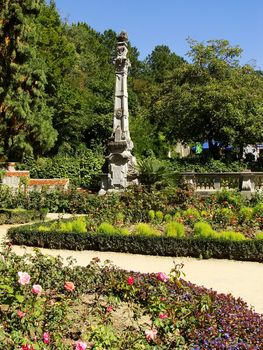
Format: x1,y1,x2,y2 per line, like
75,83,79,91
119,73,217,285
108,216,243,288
0,214,262,315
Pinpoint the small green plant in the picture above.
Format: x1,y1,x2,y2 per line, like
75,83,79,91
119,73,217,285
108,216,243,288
148,209,155,222
164,214,172,222
135,223,160,236
115,212,125,224
164,221,185,237
183,207,200,224
97,222,117,235
194,222,215,239
255,232,263,240
239,207,253,224
155,210,163,223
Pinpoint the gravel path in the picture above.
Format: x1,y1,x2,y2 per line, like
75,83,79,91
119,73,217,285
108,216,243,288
1,214,262,314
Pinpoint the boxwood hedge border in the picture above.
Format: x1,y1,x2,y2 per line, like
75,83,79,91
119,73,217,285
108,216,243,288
7,224,263,262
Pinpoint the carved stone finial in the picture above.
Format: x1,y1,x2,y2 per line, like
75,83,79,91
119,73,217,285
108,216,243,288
117,31,128,42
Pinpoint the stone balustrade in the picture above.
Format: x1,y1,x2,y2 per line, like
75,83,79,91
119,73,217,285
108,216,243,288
180,172,263,194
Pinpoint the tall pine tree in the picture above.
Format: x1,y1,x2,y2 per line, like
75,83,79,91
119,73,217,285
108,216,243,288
0,0,57,161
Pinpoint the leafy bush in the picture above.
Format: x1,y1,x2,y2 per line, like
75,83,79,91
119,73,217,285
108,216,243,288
164,213,172,222
217,231,246,241
194,222,215,238
19,146,104,189
148,209,155,222
213,207,236,227
155,210,163,223
164,221,185,237
239,206,254,224
135,223,160,236
255,232,263,240
97,222,117,235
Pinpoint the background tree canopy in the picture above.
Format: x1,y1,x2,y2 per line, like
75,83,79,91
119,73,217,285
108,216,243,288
0,0,263,185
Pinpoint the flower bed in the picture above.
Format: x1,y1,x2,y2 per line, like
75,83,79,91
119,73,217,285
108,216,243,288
0,246,262,349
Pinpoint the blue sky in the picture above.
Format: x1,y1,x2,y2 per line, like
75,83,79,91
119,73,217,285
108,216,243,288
54,0,263,69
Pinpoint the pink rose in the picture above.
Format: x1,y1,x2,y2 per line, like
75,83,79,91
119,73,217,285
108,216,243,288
106,306,113,312
157,272,169,283
18,272,30,285
75,341,87,350
31,284,42,295
64,281,75,292
17,310,26,318
127,276,134,285
145,329,157,342
43,331,50,344
159,313,168,319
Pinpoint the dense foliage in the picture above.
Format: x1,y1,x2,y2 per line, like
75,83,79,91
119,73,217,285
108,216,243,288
0,246,262,349
1,1,263,173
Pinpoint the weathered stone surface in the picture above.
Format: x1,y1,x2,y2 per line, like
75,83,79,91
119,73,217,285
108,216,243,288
100,32,138,193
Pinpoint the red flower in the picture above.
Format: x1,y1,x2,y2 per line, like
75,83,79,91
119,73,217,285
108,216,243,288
106,306,113,312
17,309,26,318
64,281,75,292
127,276,134,285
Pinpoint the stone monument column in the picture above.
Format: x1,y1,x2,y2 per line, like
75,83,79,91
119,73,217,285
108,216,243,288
99,32,138,194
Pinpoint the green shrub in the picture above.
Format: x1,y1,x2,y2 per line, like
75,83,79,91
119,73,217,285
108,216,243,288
115,212,125,224
213,208,236,227
217,231,246,241
253,203,263,218
97,222,117,235
239,207,253,224
148,209,155,222
71,217,87,233
164,214,172,222
183,207,200,223
155,210,163,223
194,222,215,239
38,225,50,232
135,223,160,236
255,232,263,240
165,221,185,237
117,228,130,235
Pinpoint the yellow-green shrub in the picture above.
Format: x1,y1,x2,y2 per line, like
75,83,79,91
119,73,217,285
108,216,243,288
135,223,160,236
194,222,215,238
217,231,246,241
97,222,116,235
164,221,185,237
255,232,263,240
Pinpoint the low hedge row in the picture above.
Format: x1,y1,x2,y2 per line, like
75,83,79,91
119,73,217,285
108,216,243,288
0,208,48,224
7,225,263,262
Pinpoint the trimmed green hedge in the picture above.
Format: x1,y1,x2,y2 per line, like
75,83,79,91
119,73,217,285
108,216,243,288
0,208,48,224
7,224,263,262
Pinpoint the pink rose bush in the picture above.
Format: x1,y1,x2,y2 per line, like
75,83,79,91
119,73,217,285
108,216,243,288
18,272,30,285
157,272,169,283
43,331,50,344
159,313,168,319
31,284,42,295
64,281,75,292
75,341,87,350
145,329,158,342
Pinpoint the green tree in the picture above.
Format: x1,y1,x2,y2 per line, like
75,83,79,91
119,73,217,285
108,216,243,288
154,39,263,159
0,0,57,161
